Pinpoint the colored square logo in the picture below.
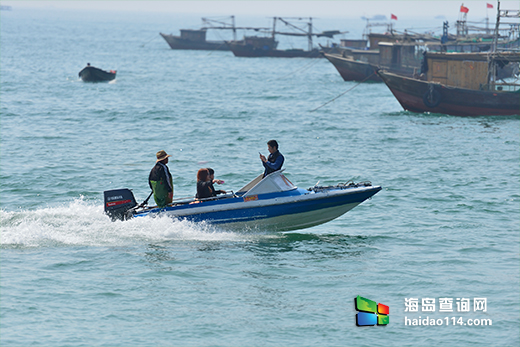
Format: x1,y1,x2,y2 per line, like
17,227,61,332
355,296,389,326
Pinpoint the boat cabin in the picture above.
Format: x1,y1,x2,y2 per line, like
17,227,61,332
180,29,207,42
340,39,367,49
241,36,278,50
424,52,520,91
340,48,379,64
378,42,423,74
367,32,417,50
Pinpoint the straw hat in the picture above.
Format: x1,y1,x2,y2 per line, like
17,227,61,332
156,150,171,162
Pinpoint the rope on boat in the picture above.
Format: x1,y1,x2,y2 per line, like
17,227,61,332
141,34,159,47
310,71,377,112
270,59,322,81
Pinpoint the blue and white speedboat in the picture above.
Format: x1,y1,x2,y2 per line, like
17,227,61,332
104,171,381,231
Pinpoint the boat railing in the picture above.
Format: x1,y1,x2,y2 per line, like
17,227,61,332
480,82,520,91
137,191,238,212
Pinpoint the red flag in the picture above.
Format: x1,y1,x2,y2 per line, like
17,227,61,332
487,3,493,8
460,5,469,13
391,14,398,20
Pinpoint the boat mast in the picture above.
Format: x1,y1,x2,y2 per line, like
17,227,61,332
308,17,313,51
232,15,236,41
492,0,501,53
272,17,277,41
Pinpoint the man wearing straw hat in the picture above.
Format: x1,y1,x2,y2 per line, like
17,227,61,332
148,150,173,208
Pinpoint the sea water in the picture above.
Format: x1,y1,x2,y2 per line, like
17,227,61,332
1,8,519,347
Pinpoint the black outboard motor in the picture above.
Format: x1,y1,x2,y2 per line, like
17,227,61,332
104,189,137,221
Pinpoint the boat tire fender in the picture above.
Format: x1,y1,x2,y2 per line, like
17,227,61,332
423,84,442,108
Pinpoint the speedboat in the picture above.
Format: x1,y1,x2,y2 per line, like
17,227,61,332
103,170,381,231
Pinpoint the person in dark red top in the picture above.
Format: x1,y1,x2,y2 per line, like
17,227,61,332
196,168,213,199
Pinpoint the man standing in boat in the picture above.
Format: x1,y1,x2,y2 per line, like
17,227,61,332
148,150,173,208
260,140,284,177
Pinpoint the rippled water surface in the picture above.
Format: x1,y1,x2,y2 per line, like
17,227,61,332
1,8,519,347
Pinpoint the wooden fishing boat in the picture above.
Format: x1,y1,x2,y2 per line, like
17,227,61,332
160,17,238,51
325,5,519,82
226,17,342,58
323,51,381,81
377,66,519,117
377,2,520,117
160,31,229,51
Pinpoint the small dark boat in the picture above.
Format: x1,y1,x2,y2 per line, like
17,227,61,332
78,64,116,82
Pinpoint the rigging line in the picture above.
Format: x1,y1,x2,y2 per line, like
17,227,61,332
310,71,376,112
270,59,321,81
141,33,160,47
206,30,231,56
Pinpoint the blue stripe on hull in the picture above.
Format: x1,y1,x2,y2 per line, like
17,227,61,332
157,187,381,229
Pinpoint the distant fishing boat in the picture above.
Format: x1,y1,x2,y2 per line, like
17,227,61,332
323,51,381,81
323,27,429,82
377,51,520,117
377,2,520,117
226,17,342,58
104,170,381,231
78,64,116,82
160,16,265,51
160,31,230,51
325,7,519,82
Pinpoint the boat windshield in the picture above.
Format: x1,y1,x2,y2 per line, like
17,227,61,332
240,170,296,197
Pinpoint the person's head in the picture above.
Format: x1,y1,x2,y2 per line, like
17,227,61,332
197,168,210,182
267,140,278,154
156,150,171,164
207,168,215,180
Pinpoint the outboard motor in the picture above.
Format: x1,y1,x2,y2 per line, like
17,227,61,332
104,189,137,221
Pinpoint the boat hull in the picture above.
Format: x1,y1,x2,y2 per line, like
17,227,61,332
227,42,322,58
78,66,116,82
160,33,229,51
323,53,381,81
134,186,381,231
377,70,520,117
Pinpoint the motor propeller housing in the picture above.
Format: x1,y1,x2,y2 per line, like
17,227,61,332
103,189,137,221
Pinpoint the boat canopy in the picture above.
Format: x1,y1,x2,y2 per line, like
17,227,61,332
236,170,297,197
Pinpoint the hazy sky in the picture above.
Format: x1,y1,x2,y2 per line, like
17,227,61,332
4,1,519,19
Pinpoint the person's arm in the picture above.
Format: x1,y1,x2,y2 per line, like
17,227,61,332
262,155,284,171
161,166,173,193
